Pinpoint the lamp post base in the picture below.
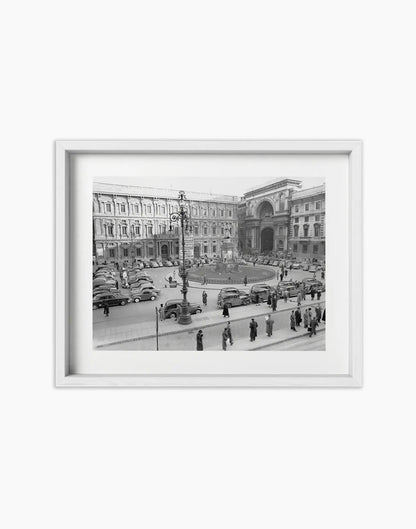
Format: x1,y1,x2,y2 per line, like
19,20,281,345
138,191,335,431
178,312,192,325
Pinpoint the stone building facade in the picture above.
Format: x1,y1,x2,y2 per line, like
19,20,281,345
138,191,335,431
93,183,239,265
288,185,325,260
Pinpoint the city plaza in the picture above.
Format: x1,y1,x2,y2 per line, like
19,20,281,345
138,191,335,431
93,178,326,351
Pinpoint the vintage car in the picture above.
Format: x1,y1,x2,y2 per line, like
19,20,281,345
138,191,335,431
162,299,202,319
93,292,131,309
276,281,300,298
130,287,161,303
249,284,276,302
302,279,325,294
217,290,250,309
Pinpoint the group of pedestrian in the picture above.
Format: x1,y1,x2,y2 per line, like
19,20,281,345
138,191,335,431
267,291,278,312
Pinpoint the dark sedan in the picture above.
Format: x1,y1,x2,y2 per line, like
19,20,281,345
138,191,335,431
93,292,131,309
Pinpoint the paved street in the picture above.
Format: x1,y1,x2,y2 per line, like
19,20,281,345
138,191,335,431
94,264,325,351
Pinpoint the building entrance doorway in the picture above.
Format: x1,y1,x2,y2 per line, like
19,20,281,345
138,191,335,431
194,245,200,258
261,227,274,253
161,244,169,259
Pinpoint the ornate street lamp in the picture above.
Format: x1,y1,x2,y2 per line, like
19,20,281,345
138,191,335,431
169,190,192,325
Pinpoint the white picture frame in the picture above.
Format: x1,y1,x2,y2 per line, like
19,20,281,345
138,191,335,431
55,140,363,387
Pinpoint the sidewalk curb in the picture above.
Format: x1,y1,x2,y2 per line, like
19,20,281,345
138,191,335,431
95,301,326,348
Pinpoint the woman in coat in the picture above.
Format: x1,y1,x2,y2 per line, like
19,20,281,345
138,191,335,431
222,328,228,351
202,290,208,306
222,304,230,318
295,308,302,326
303,308,309,329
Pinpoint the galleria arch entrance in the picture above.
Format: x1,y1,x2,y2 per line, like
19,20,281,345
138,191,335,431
261,227,274,253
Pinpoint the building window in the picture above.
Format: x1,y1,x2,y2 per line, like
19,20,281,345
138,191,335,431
203,245,208,254
134,204,139,214
220,210,224,217
228,210,232,217
120,204,126,213
203,226,208,235
305,203,309,211
109,248,115,258
221,227,224,235
147,225,153,236
314,224,320,237
194,226,199,236
161,206,166,215
302,244,308,253
293,225,299,237
313,244,318,254
212,226,216,236
278,226,284,234
212,210,216,217
295,205,299,213
294,217,299,223
293,244,298,252
212,245,216,253
107,225,114,237
160,224,166,234
105,203,111,213
147,205,151,214
121,225,127,236
304,216,309,223
315,214,320,222
136,247,141,256
229,226,232,235
315,201,321,210
135,225,140,236
148,247,154,256
303,225,309,237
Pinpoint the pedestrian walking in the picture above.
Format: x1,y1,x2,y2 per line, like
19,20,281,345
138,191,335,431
203,274,208,285
315,304,322,323
272,293,277,312
255,292,260,306
322,308,326,322
297,291,302,307
301,285,306,300
243,275,248,287
196,329,204,350
266,314,274,337
159,304,165,321
267,292,272,306
202,290,207,306
103,302,109,317
321,270,325,280
222,304,230,318
317,289,322,301
115,279,119,289
310,288,315,301
290,310,297,331
309,317,319,337
280,273,284,281
283,290,288,303
295,307,302,326
226,321,233,345
249,318,258,341
303,308,309,329
222,328,228,350
284,269,288,277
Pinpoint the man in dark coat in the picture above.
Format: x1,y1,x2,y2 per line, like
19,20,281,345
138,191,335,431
103,302,109,317
243,275,248,287
254,293,260,306
295,308,302,327
196,330,204,350
222,328,228,350
290,311,297,331
222,304,230,318
266,315,274,337
315,305,322,323
310,288,315,301
322,308,326,322
280,272,284,281
249,318,258,341
267,292,272,306
202,290,208,306
272,293,277,312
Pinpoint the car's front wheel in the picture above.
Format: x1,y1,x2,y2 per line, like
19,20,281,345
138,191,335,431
169,312,177,319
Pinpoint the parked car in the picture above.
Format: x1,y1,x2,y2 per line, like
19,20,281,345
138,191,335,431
162,259,173,267
130,287,160,303
162,299,202,319
302,279,325,294
217,290,251,308
93,286,119,295
249,284,276,302
302,263,310,271
93,292,131,309
276,281,300,298
217,287,243,301
291,262,301,270
93,277,116,288
130,280,154,290
308,265,318,273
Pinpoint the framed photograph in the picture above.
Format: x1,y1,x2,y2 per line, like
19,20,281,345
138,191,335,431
55,140,362,387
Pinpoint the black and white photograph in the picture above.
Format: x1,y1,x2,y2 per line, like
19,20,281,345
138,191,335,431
93,175,326,352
